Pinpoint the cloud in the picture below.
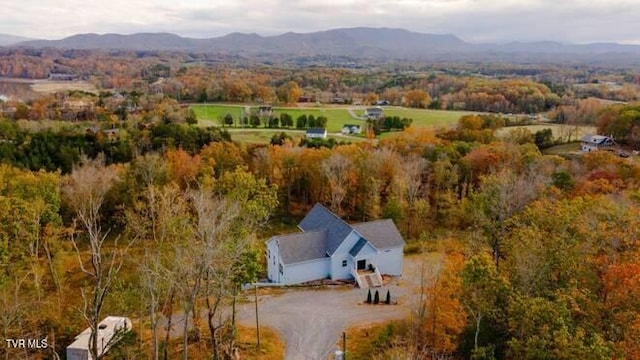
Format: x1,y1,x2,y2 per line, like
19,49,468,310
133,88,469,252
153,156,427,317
0,0,638,44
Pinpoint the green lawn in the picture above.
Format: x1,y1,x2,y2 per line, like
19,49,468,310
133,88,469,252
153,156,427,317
191,104,354,132
190,104,469,133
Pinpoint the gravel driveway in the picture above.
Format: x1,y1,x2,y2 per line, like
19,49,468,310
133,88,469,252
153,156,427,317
235,255,432,359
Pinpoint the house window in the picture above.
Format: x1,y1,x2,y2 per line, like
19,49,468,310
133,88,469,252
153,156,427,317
279,264,283,274
342,260,347,267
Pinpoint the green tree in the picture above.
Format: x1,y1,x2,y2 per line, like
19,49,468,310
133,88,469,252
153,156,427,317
223,113,234,127
461,253,510,356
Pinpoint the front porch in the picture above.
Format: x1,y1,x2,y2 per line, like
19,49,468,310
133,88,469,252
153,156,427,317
350,259,383,289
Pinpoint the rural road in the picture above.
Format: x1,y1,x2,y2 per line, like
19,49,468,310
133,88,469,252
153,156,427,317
234,256,430,359
347,107,365,120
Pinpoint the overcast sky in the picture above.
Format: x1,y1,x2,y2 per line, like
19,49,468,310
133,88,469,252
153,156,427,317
1,0,639,44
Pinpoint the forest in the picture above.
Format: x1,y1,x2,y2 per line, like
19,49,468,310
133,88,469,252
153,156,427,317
0,49,639,359
1,115,639,359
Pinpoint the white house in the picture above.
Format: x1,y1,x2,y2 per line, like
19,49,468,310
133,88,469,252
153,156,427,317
581,134,614,152
67,316,132,360
364,107,384,120
266,203,405,288
341,124,362,134
306,128,327,139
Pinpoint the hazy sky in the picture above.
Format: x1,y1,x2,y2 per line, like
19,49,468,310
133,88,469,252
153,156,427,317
1,0,639,44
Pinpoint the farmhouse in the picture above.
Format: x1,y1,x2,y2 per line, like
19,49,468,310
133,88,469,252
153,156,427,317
341,124,362,134
257,106,273,117
306,128,327,139
66,316,132,360
581,134,614,152
266,204,405,288
364,107,384,120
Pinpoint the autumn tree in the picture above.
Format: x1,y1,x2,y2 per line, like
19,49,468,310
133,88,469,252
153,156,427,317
62,157,123,360
421,252,466,357
468,164,547,269
402,89,431,108
277,81,302,104
461,253,510,358
321,151,355,215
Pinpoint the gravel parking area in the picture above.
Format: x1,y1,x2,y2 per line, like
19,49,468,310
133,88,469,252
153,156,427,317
235,255,433,359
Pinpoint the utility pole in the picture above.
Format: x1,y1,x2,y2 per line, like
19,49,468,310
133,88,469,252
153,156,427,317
255,284,260,349
343,332,346,360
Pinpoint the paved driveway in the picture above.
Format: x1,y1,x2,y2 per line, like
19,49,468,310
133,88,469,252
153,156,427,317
235,256,432,359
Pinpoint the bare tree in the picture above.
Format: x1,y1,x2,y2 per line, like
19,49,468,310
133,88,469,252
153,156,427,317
321,153,354,216
62,157,123,360
473,166,548,269
396,154,430,238
188,190,242,360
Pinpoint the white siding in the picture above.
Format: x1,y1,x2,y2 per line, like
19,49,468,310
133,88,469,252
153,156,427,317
283,258,330,284
351,242,378,270
329,231,360,280
374,246,404,276
266,238,280,283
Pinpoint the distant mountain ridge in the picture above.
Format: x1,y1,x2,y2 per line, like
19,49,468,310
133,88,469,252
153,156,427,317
10,27,640,63
0,33,34,46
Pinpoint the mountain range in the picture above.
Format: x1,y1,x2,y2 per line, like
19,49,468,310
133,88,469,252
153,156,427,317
5,28,640,64
0,33,33,46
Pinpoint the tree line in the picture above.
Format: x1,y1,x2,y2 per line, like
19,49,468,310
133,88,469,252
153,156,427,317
0,110,639,359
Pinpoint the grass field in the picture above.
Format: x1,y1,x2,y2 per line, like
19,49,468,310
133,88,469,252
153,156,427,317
30,79,98,94
496,124,597,141
191,104,469,133
224,129,366,144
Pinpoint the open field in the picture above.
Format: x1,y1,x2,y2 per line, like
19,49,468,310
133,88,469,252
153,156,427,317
191,104,470,133
223,128,367,144
542,142,582,155
497,124,597,141
30,79,98,94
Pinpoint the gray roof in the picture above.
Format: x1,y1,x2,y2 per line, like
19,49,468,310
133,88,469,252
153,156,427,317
352,219,405,249
306,128,327,134
276,229,328,265
299,203,353,255
582,134,612,144
349,237,367,256
272,203,405,264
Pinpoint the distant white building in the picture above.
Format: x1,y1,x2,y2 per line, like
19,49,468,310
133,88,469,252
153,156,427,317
306,128,327,139
67,316,132,360
341,124,362,134
581,134,615,152
364,107,384,120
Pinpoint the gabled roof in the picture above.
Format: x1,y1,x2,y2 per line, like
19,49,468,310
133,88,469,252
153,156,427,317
271,203,405,265
582,134,612,144
306,128,327,134
275,229,328,265
299,203,353,255
352,219,405,249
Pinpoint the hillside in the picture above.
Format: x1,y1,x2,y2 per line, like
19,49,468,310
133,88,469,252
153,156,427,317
14,27,640,64
0,33,34,46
